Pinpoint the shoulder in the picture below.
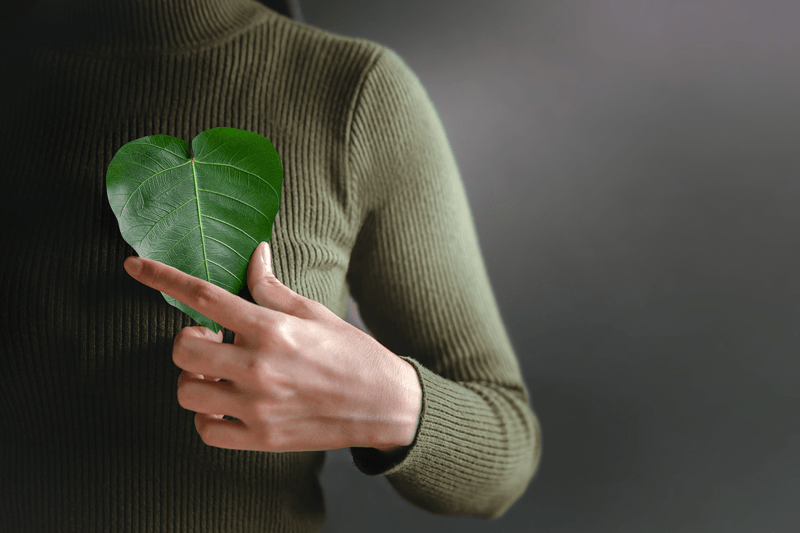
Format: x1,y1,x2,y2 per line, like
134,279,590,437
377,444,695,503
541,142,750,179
259,12,419,93
264,13,386,73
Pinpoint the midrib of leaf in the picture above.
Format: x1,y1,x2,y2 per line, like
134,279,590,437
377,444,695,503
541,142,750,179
191,158,212,284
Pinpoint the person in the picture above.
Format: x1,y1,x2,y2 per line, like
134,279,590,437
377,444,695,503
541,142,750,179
0,0,542,531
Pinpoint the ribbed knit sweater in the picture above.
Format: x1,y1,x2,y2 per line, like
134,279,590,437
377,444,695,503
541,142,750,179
0,1,542,531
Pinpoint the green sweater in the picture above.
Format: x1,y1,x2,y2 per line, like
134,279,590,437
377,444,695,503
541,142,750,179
0,0,542,531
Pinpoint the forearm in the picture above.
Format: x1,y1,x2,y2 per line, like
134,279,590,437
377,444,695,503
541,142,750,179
352,357,542,519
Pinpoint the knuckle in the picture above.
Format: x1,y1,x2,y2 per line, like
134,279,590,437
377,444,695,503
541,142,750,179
194,414,212,444
244,355,268,381
258,425,282,451
172,348,183,368
172,334,191,366
190,282,217,309
243,359,276,394
249,314,282,350
270,316,300,354
252,399,274,423
242,313,266,340
172,328,188,349
176,378,191,408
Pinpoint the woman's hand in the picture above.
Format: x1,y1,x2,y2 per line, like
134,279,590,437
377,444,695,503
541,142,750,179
124,241,421,453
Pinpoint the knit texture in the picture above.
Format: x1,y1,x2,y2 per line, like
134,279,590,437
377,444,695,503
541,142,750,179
0,1,542,531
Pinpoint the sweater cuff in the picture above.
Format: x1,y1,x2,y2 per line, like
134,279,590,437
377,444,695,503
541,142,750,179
349,355,471,478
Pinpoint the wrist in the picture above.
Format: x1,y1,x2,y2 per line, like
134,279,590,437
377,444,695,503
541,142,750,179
372,355,421,452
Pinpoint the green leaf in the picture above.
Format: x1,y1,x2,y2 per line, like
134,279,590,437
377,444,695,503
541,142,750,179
106,127,283,333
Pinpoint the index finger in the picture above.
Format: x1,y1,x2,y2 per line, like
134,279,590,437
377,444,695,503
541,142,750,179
124,256,260,334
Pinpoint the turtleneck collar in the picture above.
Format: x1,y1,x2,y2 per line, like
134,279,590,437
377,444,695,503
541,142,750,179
21,0,271,54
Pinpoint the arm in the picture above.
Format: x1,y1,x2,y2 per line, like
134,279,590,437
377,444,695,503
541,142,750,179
346,47,542,519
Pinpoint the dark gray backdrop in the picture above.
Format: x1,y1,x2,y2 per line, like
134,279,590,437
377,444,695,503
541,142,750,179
298,1,800,532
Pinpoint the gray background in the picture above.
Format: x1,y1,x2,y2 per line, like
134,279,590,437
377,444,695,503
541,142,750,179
299,1,800,532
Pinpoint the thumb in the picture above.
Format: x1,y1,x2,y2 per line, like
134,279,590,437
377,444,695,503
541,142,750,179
247,241,296,313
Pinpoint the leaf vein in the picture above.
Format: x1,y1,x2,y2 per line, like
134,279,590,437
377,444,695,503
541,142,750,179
207,260,238,282
160,225,201,263
119,161,192,217
206,236,248,262
138,196,196,247
197,189,268,220
203,215,259,244
193,161,279,200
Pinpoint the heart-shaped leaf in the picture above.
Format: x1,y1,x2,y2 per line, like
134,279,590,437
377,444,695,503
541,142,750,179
106,127,283,333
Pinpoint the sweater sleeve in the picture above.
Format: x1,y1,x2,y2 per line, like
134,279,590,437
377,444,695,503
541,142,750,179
345,46,543,519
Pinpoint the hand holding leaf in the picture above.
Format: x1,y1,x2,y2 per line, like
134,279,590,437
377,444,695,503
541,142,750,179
121,242,422,453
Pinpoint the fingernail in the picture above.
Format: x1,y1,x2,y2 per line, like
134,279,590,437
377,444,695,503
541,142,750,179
125,257,142,276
